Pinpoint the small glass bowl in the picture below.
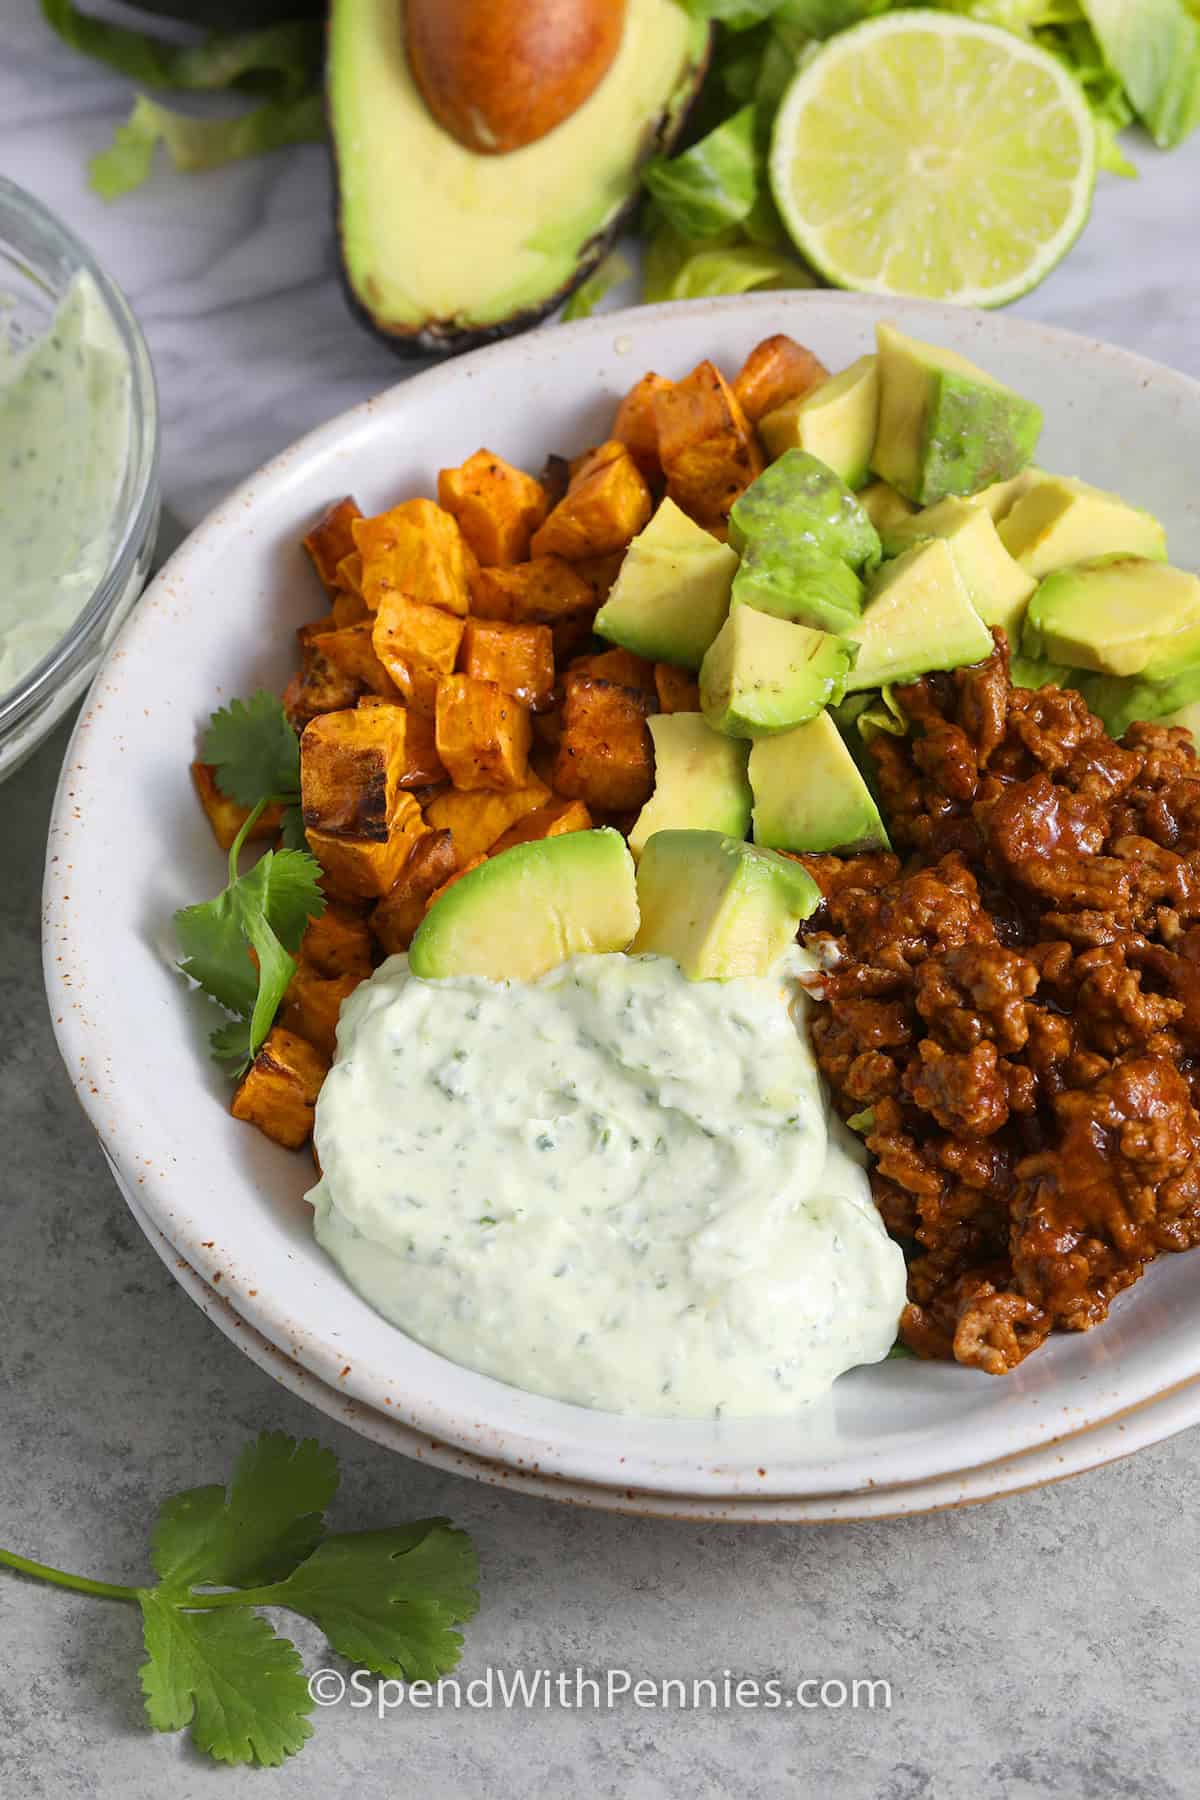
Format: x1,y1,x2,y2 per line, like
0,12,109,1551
0,177,160,782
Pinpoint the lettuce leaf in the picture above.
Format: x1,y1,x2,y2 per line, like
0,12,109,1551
643,213,815,301
1079,0,1200,146
642,105,761,238
40,3,321,99
90,92,325,201
678,0,790,25
561,252,633,321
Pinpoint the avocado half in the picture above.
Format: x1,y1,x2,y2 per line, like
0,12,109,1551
328,0,710,358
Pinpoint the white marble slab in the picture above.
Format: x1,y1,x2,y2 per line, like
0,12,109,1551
4,0,1199,531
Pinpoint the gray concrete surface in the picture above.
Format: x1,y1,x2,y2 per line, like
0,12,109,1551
2,717,1198,1798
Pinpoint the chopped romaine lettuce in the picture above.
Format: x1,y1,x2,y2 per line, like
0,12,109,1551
90,92,325,201
642,105,760,238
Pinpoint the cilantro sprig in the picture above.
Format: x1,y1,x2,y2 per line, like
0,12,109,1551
177,693,323,1075
0,1433,479,1768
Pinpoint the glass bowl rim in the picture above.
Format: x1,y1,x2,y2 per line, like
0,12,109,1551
0,175,161,741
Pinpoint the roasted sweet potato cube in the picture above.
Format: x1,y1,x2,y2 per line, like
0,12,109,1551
434,674,532,791
370,831,458,954
355,697,447,786
469,554,595,629
459,617,555,710
655,361,763,526
437,449,549,567
572,550,626,606
424,777,551,862
613,371,672,476
283,649,363,726
300,901,374,979
732,334,829,424
331,588,369,628
490,796,592,853
553,673,654,812
300,707,415,840
310,623,402,699
335,550,364,597
191,762,284,853
530,440,652,560
231,1026,329,1150
570,647,658,702
372,592,465,712
306,808,427,899
279,963,362,1060
654,663,701,713
427,854,486,911
303,498,363,594
354,497,475,617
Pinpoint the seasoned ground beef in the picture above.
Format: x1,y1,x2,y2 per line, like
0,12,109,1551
800,633,1200,1374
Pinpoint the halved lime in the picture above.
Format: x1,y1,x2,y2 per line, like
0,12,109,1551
768,10,1096,307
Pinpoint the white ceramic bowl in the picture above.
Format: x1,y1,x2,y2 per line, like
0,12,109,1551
44,293,1200,1510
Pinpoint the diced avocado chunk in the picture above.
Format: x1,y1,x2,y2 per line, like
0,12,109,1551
843,538,995,693
629,714,751,859
759,355,879,489
858,479,917,538
700,606,856,738
594,497,738,670
728,449,882,572
750,711,890,855
872,323,1042,506
408,827,638,981
998,475,1167,578
631,830,820,980
1076,665,1200,740
1023,555,1200,677
974,466,1045,522
730,541,864,636
882,496,1036,641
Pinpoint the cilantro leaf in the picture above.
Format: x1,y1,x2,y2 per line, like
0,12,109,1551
280,803,308,852
263,1522,479,1681
151,1432,339,1593
138,1593,313,1767
203,691,301,811
175,845,324,1069
175,886,261,1018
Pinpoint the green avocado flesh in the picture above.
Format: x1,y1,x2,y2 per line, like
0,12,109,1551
408,829,639,981
750,711,890,856
595,499,736,670
759,355,880,489
629,715,752,860
1023,555,1200,677
844,538,994,693
882,496,1036,641
871,323,1042,507
998,475,1167,578
729,450,881,571
329,0,707,352
631,831,820,980
700,607,856,738
730,542,864,636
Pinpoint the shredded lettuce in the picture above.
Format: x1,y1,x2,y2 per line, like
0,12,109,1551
90,91,325,202
561,252,634,321
642,105,760,238
1080,0,1200,147
40,0,324,198
643,214,815,302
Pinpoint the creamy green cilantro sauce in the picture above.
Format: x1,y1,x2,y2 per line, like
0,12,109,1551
310,951,905,1417
0,271,131,696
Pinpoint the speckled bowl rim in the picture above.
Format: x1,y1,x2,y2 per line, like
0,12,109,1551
120,1167,1199,1523
43,289,1200,1503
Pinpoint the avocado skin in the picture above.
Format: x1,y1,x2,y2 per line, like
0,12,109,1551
331,29,711,359
127,0,321,23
